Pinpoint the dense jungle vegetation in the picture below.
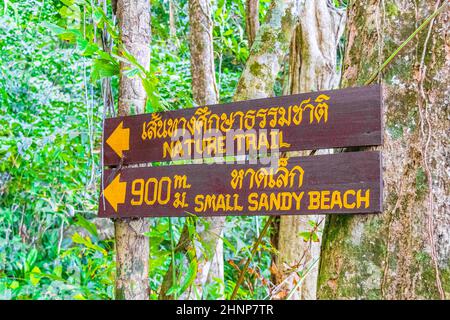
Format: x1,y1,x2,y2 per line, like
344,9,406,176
0,0,286,299
1,0,448,300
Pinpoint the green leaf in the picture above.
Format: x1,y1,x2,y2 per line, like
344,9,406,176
26,248,38,271
73,293,86,300
10,281,19,289
60,0,76,6
178,255,198,295
54,264,63,278
141,77,163,112
41,21,66,35
72,232,107,255
76,38,99,57
91,7,119,39
75,214,98,238
165,285,178,296
311,232,319,243
92,9,103,24
41,22,82,43
298,231,311,242
30,266,41,286
221,235,237,255
91,58,120,81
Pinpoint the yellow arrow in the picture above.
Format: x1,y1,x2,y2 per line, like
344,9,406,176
106,121,129,158
103,174,127,212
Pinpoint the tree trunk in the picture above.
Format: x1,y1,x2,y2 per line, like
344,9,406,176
169,0,177,39
188,0,223,300
158,0,301,300
189,0,219,106
246,0,260,48
272,0,345,300
235,0,302,100
317,0,449,299
168,0,179,51
114,0,151,300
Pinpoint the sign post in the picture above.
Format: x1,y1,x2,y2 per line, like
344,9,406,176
99,85,383,218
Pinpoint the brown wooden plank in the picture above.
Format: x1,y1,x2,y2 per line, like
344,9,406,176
98,151,382,218
103,85,382,166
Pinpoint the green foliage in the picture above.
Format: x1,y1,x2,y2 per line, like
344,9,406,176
299,220,322,243
224,216,273,299
0,0,109,299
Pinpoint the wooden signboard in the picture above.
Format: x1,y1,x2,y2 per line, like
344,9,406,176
103,85,382,166
98,151,382,218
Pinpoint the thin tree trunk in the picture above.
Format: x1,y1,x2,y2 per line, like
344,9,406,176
159,0,223,300
317,0,449,299
169,0,177,38
189,0,218,106
168,0,179,51
246,0,260,48
163,0,225,300
272,0,345,300
158,0,302,299
114,0,151,300
235,0,302,100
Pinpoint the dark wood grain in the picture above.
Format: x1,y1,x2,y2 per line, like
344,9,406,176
103,85,382,166
98,151,382,218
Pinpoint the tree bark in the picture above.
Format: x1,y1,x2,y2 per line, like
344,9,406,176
317,0,449,299
272,0,345,300
235,0,302,100
158,0,302,300
158,0,225,300
114,0,151,300
189,0,219,106
169,0,177,39
246,0,260,48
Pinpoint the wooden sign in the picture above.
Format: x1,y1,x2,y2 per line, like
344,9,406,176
103,85,382,166
98,151,382,218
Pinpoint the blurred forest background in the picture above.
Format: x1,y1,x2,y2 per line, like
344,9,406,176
0,0,448,300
